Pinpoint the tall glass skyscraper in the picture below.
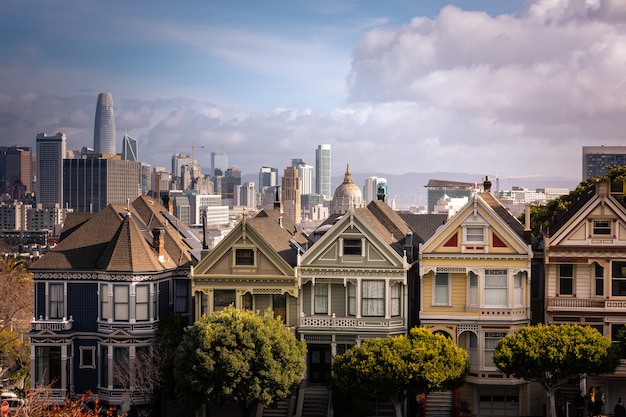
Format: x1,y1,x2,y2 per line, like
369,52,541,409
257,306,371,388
315,144,331,198
37,132,66,208
94,93,116,155
211,151,228,177
121,134,138,162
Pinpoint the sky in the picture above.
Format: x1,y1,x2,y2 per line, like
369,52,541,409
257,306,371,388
2,0,626,183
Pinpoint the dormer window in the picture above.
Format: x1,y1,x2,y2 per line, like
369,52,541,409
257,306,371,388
343,238,362,256
465,226,485,243
235,248,255,266
593,219,612,236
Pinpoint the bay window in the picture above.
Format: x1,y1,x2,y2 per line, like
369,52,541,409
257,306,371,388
391,283,401,316
485,270,507,306
114,285,129,321
314,284,328,314
559,264,574,296
362,280,384,316
434,273,449,305
612,261,626,296
49,283,64,319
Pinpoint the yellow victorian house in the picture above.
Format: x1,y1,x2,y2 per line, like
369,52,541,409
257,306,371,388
419,178,534,417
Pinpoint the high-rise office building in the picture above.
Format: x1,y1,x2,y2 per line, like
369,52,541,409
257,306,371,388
94,92,116,155
1,146,31,200
282,166,301,224
121,134,138,162
221,167,241,200
63,156,141,213
211,151,228,177
582,146,626,179
259,166,278,188
363,176,388,204
171,153,191,178
315,144,331,198
292,159,314,195
37,132,66,208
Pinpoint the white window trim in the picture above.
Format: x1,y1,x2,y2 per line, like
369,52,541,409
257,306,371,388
432,273,451,306
464,225,486,244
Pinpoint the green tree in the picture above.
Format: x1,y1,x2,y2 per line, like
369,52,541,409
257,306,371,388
172,307,307,417
333,327,469,417
519,165,626,237
493,324,620,417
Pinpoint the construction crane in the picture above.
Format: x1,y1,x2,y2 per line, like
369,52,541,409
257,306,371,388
494,174,541,195
171,143,205,162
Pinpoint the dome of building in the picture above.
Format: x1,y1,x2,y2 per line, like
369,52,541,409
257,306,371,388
330,164,364,215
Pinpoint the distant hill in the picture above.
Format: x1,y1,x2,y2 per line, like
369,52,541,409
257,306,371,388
241,171,580,208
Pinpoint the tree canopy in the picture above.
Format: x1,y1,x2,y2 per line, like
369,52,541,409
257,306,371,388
172,306,307,417
519,165,626,236
493,324,620,417
333,327,469,417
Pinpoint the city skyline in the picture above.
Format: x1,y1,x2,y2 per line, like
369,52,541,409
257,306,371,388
2,1,626,181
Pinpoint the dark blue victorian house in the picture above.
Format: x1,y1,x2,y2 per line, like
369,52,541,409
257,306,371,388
28,196,200,408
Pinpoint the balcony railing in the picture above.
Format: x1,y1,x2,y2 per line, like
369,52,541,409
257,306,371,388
30,316,73,331
299,315,405,330
547,297,624,310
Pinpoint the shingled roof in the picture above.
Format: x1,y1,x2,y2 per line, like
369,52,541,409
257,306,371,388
247,210,311,266
399,213,448,244
479,191,529,243
30,196,197,273
353,200,415,256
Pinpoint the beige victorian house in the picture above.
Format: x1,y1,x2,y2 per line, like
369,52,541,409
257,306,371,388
419,179,534,417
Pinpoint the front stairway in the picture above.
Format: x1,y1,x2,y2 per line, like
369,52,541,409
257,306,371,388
425,390,454,417
300,385,331,417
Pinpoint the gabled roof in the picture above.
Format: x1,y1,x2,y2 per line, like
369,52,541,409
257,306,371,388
479,192,528,242
354,200,414,256
30,196,197,273
545,183,597,237
399,213,448,244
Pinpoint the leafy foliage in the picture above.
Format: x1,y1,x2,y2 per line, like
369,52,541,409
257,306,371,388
0,256,33,332
333,327,469,417
173,306,306,417
493,324,620,417
13,389,118,417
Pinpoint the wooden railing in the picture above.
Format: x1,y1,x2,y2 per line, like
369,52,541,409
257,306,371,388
30,316,73,331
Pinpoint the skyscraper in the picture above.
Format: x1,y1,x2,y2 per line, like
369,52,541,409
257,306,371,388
292,159,314,195
94,92,116,155
121,134,138,162
315,144,331,198
1,146,31,200
211,151,228,177
582,146,626,179
282,166,301,224
363,176,388,204
37,132,66,208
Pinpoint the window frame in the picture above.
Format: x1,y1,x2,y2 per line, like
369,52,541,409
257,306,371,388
468,272,478,306
593,219,612,236
314,284,329,314
347,282,356,316
235,248,255,266
433,273,450,306
484,332,507,369
612,261,626,297
100,283,109,320
214,289,236,311
485,270,508,306
49,282,65,319
113,285,130,321
595,263,605,297
135,284,150,322
79,346,96,369
465,226,485,244
558,264,574,296
343,238,362,256
362,280,385,317
391,283,401,317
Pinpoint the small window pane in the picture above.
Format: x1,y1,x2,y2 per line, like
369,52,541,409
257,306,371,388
236,249,254,265
343,239,362,256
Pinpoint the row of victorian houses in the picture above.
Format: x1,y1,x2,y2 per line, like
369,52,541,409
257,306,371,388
25,176,626,417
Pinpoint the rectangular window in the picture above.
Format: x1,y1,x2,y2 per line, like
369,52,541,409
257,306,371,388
80,346,96,369
314,285,328,314
100,283,109,320
113,347,129,389
595,264,604,296
391,283,401,316
343,239,362,256
559,264,574,296
241,292,252,311
612,261,626,296
468,272,478,306
136,285,149,321
273,294,286,324
36,346,62,389
484,332,506,368
100,345,109,388
348,283,356,316
49,283,64,319
434,273,449,305
214,289,236,311
174,280,188,313
235,248,254,265
362,281,385,316
514,272,523,306
114,285,129,321
485,270,508,306
135,346,151,390
593,219,612,235
466,227,484,243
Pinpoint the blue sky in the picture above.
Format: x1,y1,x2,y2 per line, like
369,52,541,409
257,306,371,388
2,0,626,184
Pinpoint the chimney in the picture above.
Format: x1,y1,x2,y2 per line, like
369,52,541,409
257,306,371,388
404,232,413,263
152,228,165,259
483,176,492,193
524,205,532,243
